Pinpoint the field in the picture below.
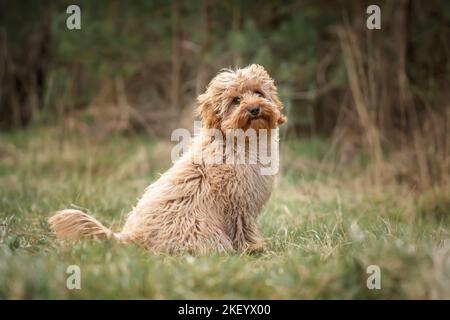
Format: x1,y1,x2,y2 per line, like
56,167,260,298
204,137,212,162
0,127,449,299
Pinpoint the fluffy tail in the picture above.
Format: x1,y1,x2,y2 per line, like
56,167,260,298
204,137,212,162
49,209,118,241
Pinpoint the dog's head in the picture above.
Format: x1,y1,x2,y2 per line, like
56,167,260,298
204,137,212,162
197,64,286,132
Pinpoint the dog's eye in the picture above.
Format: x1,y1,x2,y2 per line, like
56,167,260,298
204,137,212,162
255,91,264,98
232,97,241,104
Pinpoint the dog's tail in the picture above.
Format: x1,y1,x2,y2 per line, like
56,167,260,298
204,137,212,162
48,209,120,241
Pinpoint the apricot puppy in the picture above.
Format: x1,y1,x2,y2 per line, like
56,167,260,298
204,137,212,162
49,64,286,254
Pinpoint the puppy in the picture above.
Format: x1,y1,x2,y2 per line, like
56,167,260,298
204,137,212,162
49,64,286,254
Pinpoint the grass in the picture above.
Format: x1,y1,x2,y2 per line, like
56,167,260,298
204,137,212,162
0,126,449,299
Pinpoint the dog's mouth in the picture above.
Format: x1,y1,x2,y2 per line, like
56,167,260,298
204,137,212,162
245,114,275,131
246,115,263,127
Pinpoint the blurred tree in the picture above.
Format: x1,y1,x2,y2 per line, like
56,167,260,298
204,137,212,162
0,0,448,150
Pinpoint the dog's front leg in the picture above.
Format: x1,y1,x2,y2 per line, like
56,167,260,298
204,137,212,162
231,216,265,253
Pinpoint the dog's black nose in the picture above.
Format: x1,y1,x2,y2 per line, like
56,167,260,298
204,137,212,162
248,106,260,116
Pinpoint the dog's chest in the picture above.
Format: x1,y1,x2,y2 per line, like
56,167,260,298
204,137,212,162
206,164,274,213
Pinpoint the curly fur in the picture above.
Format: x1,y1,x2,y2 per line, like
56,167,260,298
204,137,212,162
49,64,287,254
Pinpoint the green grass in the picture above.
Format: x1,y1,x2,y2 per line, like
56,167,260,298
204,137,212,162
0,127,449,299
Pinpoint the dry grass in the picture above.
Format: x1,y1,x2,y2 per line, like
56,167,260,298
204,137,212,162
0,127,449,299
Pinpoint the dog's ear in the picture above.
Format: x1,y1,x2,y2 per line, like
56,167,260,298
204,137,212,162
249,65,287,125
269,85,287,125
196,93,221,129
278,112,287,125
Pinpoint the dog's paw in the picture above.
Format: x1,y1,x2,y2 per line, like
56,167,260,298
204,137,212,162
245,241,266,254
